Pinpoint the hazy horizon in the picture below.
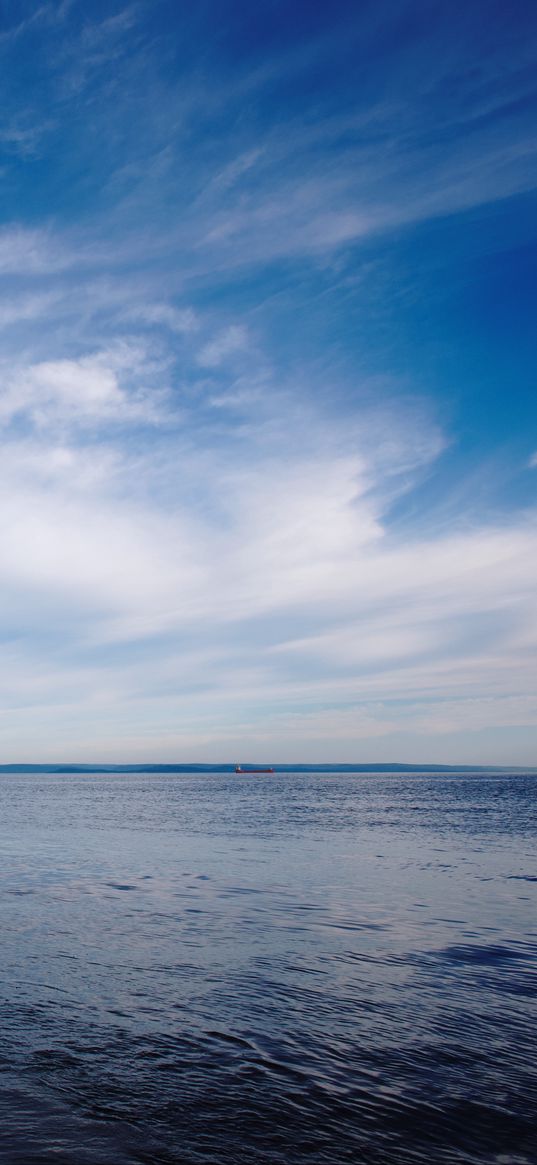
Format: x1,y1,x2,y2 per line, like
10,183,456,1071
1,760,536,772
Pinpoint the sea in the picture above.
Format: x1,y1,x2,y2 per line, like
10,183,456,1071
0,768,535,1164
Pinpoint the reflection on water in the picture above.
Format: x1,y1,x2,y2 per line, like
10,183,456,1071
0,770,535,1163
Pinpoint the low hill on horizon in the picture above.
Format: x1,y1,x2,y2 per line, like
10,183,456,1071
0,763,534,774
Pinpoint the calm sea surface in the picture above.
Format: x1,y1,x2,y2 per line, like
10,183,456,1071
0,770,535,1164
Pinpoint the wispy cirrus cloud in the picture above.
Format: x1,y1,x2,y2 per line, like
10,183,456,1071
197,325,250,368
0,1,534,761
0,348,534,759
0,226,71,274
0,342,168,429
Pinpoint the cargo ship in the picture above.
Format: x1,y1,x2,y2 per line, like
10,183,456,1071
235,765,275,773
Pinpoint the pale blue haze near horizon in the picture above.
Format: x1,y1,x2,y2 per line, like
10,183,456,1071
0,0,536,764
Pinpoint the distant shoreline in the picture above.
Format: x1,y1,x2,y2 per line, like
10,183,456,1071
0,764,535,774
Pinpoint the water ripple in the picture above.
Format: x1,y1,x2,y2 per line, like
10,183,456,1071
0,770,534,1163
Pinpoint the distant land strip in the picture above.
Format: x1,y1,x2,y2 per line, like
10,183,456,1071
0,764,535,774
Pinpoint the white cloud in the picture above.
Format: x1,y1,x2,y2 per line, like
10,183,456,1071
0,291,61,328
0,379,534,682
0,276,531,761
0,226,70,274
0,6,534,764
0,343,167,428
209,148,265,192
122,303,200,334
0,441,205,638
197,325,250,368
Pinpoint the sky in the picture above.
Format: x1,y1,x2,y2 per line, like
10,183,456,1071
0,0,536,764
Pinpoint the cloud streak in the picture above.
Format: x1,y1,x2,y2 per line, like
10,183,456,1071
0,1,535,760
0,353,534,761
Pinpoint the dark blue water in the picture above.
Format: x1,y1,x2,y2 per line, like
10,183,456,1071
0,770,535,1164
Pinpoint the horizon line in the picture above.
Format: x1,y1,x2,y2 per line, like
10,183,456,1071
0,762,535,773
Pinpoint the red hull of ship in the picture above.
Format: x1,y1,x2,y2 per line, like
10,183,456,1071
235,767,274,773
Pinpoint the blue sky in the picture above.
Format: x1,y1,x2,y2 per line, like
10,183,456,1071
0,0,536,763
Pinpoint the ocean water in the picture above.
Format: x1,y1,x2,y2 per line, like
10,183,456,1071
0,770,535,1165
